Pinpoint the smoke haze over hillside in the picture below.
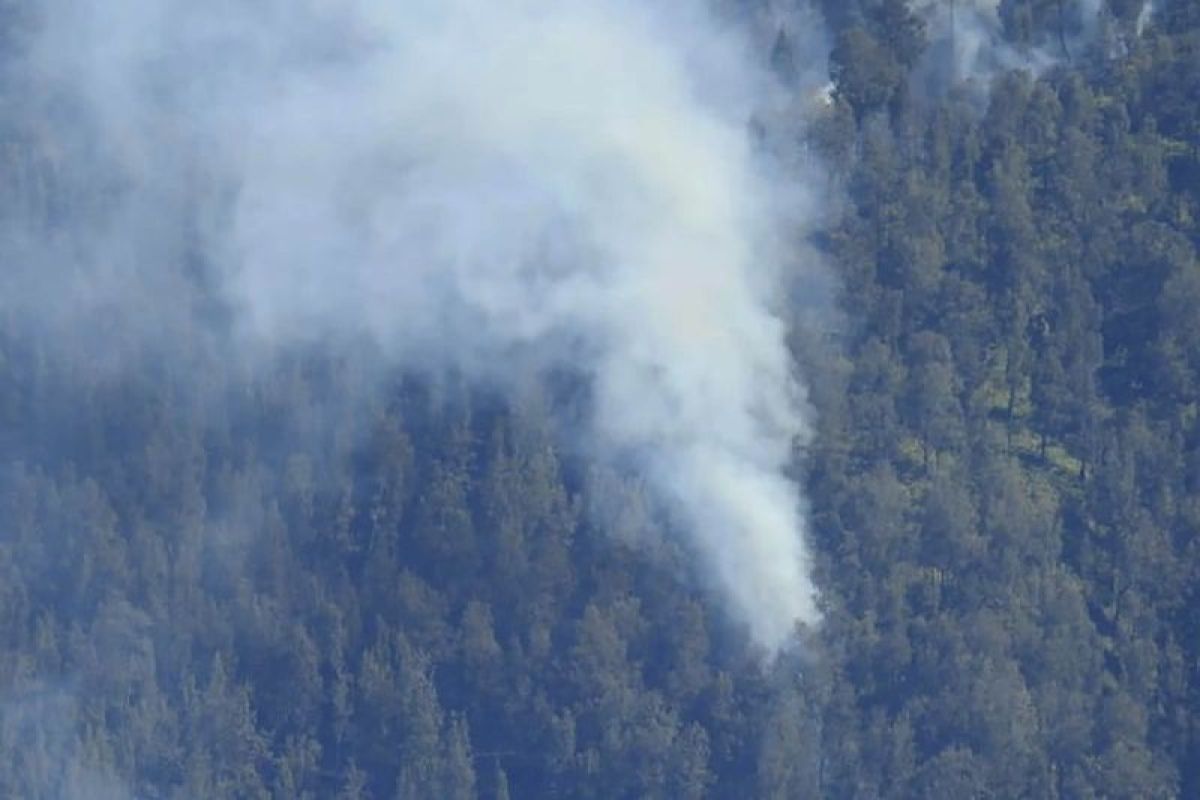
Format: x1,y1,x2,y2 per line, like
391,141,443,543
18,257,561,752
6,0,830,652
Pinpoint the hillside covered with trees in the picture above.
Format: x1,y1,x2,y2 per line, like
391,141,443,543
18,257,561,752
1,0,1199,797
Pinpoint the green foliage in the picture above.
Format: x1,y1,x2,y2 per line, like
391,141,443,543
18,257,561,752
809,7,1200,796
1,4,1199,798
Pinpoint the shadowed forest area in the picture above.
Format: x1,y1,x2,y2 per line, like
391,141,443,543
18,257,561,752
1,0,1200,797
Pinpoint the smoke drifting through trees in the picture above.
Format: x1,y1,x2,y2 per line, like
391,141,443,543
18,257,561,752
9,0,830,652
909,0,1105,93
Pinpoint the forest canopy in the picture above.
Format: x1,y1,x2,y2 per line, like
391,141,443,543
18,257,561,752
0,0,1199,798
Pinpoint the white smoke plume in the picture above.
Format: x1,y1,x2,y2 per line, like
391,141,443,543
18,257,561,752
1136,0,1156,36
913,0,1051,85
17,0,826,652
909,0,1105,92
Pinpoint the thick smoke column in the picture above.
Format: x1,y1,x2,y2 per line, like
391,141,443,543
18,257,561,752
27,0,823,651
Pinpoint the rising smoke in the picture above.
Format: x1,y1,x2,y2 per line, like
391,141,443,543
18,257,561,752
1136,0,1156,36
11,0,828,652
909,0,1106,94
911,0,1052,88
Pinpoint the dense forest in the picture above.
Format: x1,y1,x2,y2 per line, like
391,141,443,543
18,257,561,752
1,0,1200,797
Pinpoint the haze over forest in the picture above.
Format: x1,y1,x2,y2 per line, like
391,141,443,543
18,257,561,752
0,0,1199,797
